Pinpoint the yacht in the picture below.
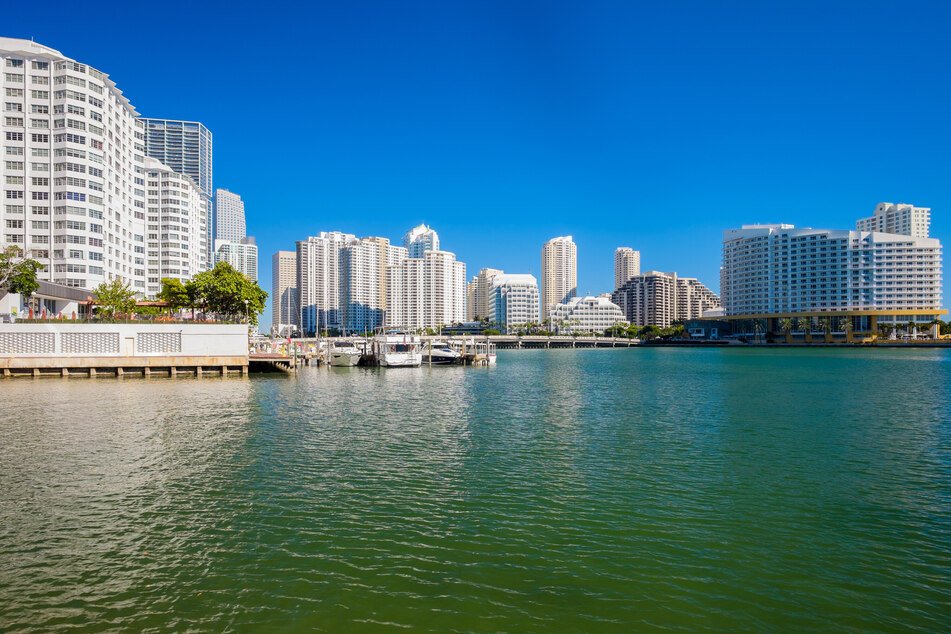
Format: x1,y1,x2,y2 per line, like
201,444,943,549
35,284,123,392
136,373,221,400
373,331,422,367
329,339,362,367
422,341,462,365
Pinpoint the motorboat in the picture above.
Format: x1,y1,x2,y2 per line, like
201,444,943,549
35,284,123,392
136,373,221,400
373,331,422,367
329,340,362,367
422,341,462,365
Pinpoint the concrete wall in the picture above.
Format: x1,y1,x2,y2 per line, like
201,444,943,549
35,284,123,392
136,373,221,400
0,323,248,358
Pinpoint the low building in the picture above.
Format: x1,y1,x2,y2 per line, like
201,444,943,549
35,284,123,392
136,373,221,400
548,295,627,334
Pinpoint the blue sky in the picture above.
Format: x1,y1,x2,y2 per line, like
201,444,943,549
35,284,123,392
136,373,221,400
8,1,951,322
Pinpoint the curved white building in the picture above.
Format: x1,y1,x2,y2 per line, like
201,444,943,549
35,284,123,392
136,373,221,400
549,295,626,334
2,37,147,292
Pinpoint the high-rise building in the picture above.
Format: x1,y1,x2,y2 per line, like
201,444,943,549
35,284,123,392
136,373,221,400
142,118,213,264
856,202,931,238
465,277,477,321
472,267,503,321
143,157,206,297
612,271,719,328
549,296,627,334
296,231,355,335
614,247,641,290
214,188,246,242
541,235,577,321
341,237,387,334
403,223,439,258
1,38,147,292
213,237,257,281
720,224,943,327
386,250,466,331
488,274,539,333
272,250,298,334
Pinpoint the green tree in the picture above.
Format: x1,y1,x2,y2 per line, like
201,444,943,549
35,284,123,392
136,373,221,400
482,328,501,336
0,246,43,298
186,262,268,325
640,324,661,340
93,279,137,319
796,317,810,333
157,278,190,315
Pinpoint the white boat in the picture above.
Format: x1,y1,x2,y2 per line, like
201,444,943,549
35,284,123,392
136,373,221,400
374,331,422,367
329,340,362,367
423,341,462,365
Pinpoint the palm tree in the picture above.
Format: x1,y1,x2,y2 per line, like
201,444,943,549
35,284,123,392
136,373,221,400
779,318,793,343
796,317,810,333
838,316,852,342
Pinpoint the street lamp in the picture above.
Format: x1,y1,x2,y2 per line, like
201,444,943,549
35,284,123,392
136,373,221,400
244,298,249,324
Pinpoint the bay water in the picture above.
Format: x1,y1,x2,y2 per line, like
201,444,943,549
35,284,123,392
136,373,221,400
1,348,949,631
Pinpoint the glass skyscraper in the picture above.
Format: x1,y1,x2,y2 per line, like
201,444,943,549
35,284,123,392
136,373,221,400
142,118,213,265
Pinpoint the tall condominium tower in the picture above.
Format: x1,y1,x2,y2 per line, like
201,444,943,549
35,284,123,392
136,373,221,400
214,188,245,242
272,250,298,334
1,37,147,292
403,223,439,258
214,237,257,281
541,235,577,321
385,249,466,330
472,267,503,321
142,118,213,264
341,237,386,334
143,157,206,297
614,247,641,290
856,202,931,238
296,231,356,335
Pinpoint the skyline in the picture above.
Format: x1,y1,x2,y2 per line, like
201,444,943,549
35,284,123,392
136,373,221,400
4,1,950,326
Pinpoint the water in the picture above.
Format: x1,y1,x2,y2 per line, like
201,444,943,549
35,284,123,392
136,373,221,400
1,348,950,631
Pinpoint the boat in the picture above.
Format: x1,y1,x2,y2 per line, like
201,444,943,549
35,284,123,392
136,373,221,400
422,341,462,365
373,331,422,367
329,339,362,367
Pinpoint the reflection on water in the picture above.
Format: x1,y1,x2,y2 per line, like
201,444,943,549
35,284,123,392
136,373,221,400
1,348,950,631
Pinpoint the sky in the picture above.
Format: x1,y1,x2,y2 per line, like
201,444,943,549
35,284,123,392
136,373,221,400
7,1,951,324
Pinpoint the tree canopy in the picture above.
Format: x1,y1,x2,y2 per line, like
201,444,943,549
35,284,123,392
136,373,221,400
0,246,43,297
93,279,137,318
185,262,267,325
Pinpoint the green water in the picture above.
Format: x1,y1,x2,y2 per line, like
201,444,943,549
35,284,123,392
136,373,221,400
1,348,950,631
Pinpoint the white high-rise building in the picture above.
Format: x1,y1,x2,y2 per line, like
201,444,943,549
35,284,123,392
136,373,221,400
272,250,298,334
341,237,388,334
386,250,466,331
1,38,147,292
614,247,641,290
142,119,213,266
143,157,206,297
549,296,627,334
214,237,257,281
214,188,245,242
612,271,720,328
296,231,355,335
488,274,539,333
403,223,439,258
541,235,577,321
721,224,943,324
856,202,931,238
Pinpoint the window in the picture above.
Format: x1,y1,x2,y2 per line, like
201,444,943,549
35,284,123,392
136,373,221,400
32,61,49,71
6,59,24,68
31,177,49,186
5,102,22,112
88,96,102,108
5,161,23,170
5,73,24,83
31,133,48,143
31,104,49,114
66,104,84,116
5,116,24,126
5,88,24,97
31,206,49,215
5,131,23,141
5,204,24,214
30,90,48,100
31,220,49,230
5,219,24,229
31,75,49,85
30,118,49,128
5,146,24,155
6,190,24,199
31,191,49,200
5,176,23,184
31,161,50,169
